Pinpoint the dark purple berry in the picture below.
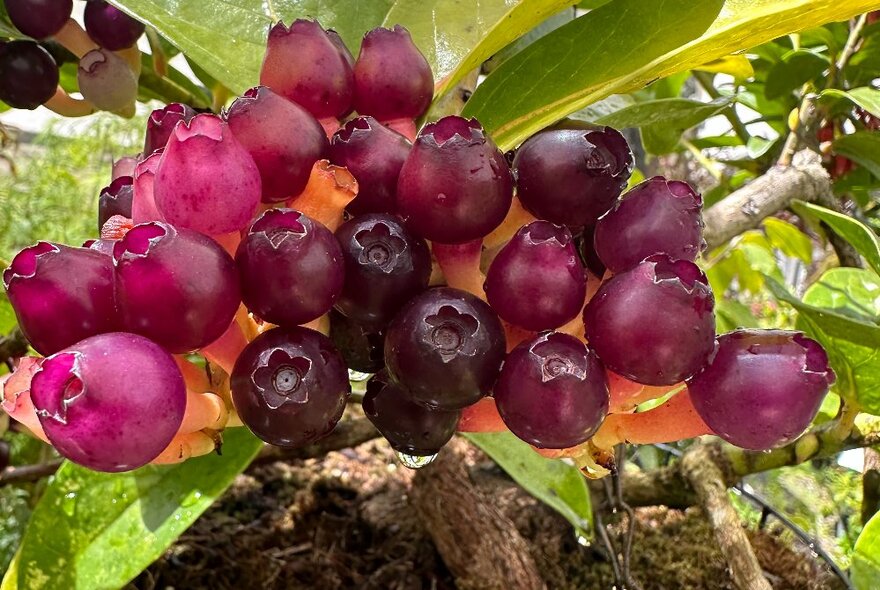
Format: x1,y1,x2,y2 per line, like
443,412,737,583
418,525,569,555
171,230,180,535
83,0,145,50
353,26,433,122
594,176,704,273
397,116,513,244
113,222,241,353
236,209,344,327
31,332,185,472
0,41,59,110
334,214,431,328
77,48,138,112
384,287,506,410
260,20,354,120
688,330,835,451
226,86,329,202
231,327,350,447
513,125,632,231
364,371,459,456
3,242,117,355
329,116,411,215
144,103,196,155
494,332,609,449
584,255,715,386
484,221,586,331
328,310,385,373
4,0,72,39
98,175,133,231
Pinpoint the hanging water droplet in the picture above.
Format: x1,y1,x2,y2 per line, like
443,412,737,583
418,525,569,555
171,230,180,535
348,369,372,382
395,451,437,469
575,532,591,547
181,490,202,508
61,492,77,516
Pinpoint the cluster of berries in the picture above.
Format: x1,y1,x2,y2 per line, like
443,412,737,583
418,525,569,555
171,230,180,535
0,0,144,114
1,17,836,474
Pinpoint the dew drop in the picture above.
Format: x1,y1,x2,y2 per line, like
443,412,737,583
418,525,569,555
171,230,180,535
348,369,372,382
181,490,202,507
61,492,77,516
395,451,438,469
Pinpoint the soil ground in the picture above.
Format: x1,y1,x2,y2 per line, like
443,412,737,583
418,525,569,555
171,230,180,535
131,439,844,590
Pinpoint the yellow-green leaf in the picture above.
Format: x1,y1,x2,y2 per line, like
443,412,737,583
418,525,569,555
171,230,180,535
693,54,754,81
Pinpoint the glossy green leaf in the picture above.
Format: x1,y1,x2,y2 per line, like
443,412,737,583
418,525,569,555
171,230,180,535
463,0,880,150
762,217,812,263
763,50,827,100
714,299,759,333
854,509,880,590
2,428,263,590
832,132,880,179
0,292,16,335
820,87,880,118
465,431,591,536
791,200,880,275
693,54,754,81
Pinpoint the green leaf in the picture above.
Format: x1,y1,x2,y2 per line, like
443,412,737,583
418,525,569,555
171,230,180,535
762,217,812,263
832,132,880,179
463,0,879,150
3,428,262,590
714,299,759,333
766,274,880,414
763,50,827,100
854,509,880,590
108,0,395,94
465,431,591,536
693,54,754,81
0,292,16,335
791,200,880,275
820,87,880,119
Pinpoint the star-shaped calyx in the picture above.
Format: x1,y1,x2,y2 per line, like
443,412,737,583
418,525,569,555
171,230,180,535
423,305,479,362
251,349,312,409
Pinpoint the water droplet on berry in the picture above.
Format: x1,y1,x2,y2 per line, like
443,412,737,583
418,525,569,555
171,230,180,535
395,451,438,469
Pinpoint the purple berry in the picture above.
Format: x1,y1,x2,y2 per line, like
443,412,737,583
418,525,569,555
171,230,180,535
364,371,460,456
328,310,385,373
83,0,145,50
334,213,431,329
84,238,116,256
31,332,185,472
584,255,715,386
236,209,344,327
326,29,354,67
98,175,133,231
484,221,586,331
594,176,704,273
231,327,350,447
144,103,196,155
3,243,117,355
494,332,609,449
77,48,138,112
259,20,354,120
397,116,513,244
384,287,506,410
353,26,433,122
226,86,329,202
0,41,59,110
113,222,241,353
154,114,261,236
131,151,163,224
513,125,633,231
688,330,835,450
4,0,72,39
329,116,411,215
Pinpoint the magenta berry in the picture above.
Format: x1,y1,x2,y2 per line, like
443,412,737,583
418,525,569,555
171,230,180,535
4,0,72,39
334,214,431,329
226,86,329,202
83,0,145,50
231,327,350,447
131,151,163,224
3,243,117,355
594,177,704,273
584,255,715,386
77,48,138,112
364,371,459,456
329,116,411,215
236,209,344,327
260,20,354,120
484,221,586,331
31,332,185,472
397,116,513,244
384,287,506,410
353,26,433,122
0,41,59,110
513,125,633,231
495,332,609,449
154,114,261,236
98,175,133,231
326,29,354,67
144,103,196,155
113,222,241,353
84,238,116,256
688,330,835,450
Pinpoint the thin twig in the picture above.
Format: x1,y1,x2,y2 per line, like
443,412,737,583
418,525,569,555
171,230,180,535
0,459,63,487
693,70,751,144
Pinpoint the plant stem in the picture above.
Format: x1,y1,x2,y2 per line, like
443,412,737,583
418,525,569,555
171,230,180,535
693,70,751,144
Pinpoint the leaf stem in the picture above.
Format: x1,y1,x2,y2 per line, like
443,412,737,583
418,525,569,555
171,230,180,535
693,70,751,143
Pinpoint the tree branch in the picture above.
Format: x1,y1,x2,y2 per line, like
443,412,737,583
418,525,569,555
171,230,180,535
0,459,63,487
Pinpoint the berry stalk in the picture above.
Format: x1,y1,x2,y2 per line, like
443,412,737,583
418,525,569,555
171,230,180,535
287,160,358,231
432,240,485,299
